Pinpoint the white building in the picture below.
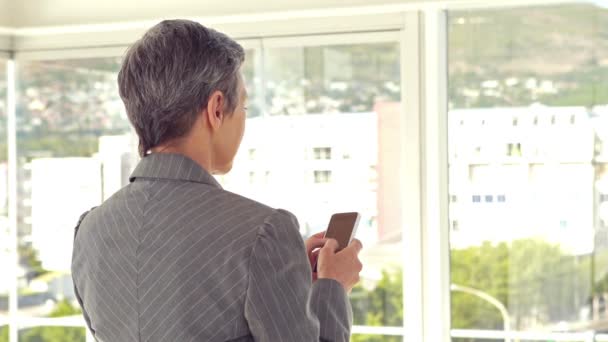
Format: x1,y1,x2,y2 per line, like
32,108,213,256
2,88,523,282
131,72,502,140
448,105,596,254
96,134,136,201
30,158,103,271
219,113,379,243
28,134,135,272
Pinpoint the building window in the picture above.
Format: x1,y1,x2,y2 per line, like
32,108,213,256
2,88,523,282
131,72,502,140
507,143,522,157
513,117,518,126
497,195,506,203
472,195,481,203
450,195,458,203
264,171,271,183
485,195,493,203
451,220,460,232
249,148,257,160
314,147,332,160
249,171,255,184
314,170,332,183
369,165,377,184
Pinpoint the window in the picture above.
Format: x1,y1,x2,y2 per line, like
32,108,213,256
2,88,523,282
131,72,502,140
313,147,332,160
507,143,522,157
248,148,257,160
472,195,481,203
220,39,403,335
15,58,132,332
262,43,399,115
313,170,332,183
0,35,403,339
369,165,377,184
449,4,607,339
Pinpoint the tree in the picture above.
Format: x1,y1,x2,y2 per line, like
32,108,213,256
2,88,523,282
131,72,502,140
350,269,403,342
19,300,85,342
348,238,595,341
0,326,8,342
18,244,48,279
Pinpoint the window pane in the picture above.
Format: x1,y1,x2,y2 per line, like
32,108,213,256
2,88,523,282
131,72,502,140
0,59,8,321
219,40,403,327
263,43,400,115
242,49,263,118
16,58,134,321
449,3,607,337
14,48,258,329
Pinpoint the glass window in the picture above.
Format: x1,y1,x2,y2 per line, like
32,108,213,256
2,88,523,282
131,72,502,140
15,58,133,323
449,3,608,339
313,147,332,160
313,170,332,183
262,43,400,115
220,40,404,335
241,49,262,119
7,40,402,338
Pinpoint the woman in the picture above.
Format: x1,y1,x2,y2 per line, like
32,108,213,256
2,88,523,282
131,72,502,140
71,19,363,342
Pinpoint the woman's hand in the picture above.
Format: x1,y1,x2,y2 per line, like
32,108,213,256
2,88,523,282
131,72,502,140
304,231,327,281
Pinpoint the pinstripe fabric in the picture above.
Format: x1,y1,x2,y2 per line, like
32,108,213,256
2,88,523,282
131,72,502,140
71,153,352,342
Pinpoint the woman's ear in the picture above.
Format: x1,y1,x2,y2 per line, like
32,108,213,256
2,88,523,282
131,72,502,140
205,91,225,130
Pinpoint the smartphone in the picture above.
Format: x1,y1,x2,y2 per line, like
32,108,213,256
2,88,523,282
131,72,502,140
313,212,361,272
324,212,361,250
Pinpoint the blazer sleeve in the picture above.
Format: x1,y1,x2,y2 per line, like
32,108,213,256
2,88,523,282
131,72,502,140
72,209,96,337
244,209,352,342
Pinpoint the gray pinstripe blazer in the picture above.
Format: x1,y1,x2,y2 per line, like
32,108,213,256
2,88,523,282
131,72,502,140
71,153,352,342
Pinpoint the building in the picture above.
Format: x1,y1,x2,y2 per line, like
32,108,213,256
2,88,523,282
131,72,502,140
219,112,379,243
448,105,597,254
29,133,135,272
96,134,136,201
30,157,103,271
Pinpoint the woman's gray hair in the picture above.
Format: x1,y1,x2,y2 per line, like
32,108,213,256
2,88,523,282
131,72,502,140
118,19,245,157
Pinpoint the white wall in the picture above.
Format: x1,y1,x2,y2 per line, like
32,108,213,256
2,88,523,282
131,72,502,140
3,0,482,28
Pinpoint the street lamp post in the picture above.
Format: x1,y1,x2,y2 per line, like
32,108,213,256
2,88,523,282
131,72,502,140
451,283,511,342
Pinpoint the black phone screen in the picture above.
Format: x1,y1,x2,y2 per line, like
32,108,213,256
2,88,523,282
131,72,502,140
324,212,359,251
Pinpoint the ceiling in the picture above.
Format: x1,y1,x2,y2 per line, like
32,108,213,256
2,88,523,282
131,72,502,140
0,0,446,28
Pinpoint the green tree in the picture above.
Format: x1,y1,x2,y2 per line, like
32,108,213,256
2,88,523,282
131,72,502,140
348,238,595,341
18,244,48,278
351,269,403,342
0,326,8,342
19,300,85,342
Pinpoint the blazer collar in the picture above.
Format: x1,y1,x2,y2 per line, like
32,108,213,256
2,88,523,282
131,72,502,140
129,153,222,189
